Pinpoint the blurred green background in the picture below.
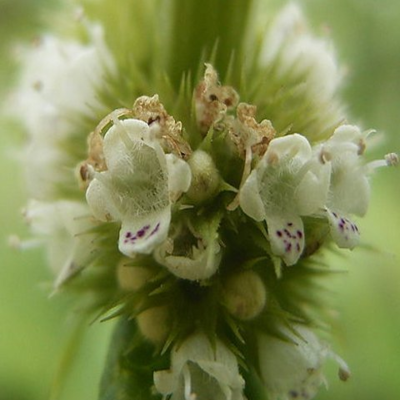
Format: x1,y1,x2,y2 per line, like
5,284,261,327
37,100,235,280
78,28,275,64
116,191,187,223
0,0,399,399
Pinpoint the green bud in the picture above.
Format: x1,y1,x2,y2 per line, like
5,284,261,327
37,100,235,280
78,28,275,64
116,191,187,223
186,150,220,204
222,270,267,321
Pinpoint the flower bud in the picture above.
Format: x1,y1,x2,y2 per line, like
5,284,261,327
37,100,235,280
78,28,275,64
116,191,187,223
137,305,170,344
117,258,154,292
222,270,267,320
186,150,220,203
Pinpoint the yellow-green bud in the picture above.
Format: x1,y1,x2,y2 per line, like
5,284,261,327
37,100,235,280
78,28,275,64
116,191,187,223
222,270,267,320
186,150,220,203
137,305,170,344
117,258,154,291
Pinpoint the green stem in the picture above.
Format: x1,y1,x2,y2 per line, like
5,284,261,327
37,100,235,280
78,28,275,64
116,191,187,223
167,0,254,88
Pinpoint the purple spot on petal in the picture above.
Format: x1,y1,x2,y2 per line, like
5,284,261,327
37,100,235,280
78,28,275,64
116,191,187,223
287,222,293,227
276,230,283,237
137,229,146,238
296,243,301,252
125,232,132,238
150,222,160,236
332,212,338,218
284,229,291,237
285,243,292,253
297,230,303,239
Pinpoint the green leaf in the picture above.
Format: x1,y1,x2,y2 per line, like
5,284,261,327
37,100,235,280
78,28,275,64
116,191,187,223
99,317,165,400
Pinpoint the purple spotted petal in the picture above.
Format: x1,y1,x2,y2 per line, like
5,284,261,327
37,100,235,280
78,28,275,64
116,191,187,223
267,216,305,266
326,209,360,249
118,207,171,256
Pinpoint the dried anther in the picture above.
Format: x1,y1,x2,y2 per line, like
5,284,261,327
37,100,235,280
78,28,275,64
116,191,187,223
230,103,276,158
194,64,239,133
77,130,107,188
133,95,192,159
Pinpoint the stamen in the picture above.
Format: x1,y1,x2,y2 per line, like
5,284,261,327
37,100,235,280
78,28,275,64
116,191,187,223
182,364,193,400
8,235,43,250
227,144,253,211
385,152,399,166
366,153,398,172
328,350,351,382
111,115,135,151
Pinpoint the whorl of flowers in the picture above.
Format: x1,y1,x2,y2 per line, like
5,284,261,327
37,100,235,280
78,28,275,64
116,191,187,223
10,2,397,400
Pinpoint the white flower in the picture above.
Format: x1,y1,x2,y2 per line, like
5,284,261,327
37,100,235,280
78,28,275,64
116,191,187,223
258,325,350,400
318,125,368,249
10,24,115,199
261,3,342,102
154,218,222,281
14,25,114,138
239,134,331,265
85,118,191,257
24,200,96,290
154,333,245,400
320,124,398,249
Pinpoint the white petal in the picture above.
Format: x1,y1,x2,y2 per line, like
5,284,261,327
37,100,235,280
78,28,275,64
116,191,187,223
265,134,312,166
328,124,363,146
329,166,370,217
180,363,228,400
197,361,244,389
154,333,244,400
258,325,328,400
165,153,192,200
261,4,342,101
102,119,151,174
85,177,121,222
25,200,96,288
295,159,331,216
153,370,178,395
326,209,360,249
238,169,265,221
267,215,305,266
11,28,115,138
261,3,304,65
118,206,171,256
157,239,222,281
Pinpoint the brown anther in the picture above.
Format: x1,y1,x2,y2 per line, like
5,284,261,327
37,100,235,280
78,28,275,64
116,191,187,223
338,367,351,382
229,103,275,158
194,64,239,134
133,95,192,159
357,139,366,155
267,151,279,165
77,129,107,190
319,149,331,164
33,81,43,91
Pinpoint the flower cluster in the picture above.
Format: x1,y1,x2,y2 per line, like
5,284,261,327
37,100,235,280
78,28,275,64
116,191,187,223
11,2,397,400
